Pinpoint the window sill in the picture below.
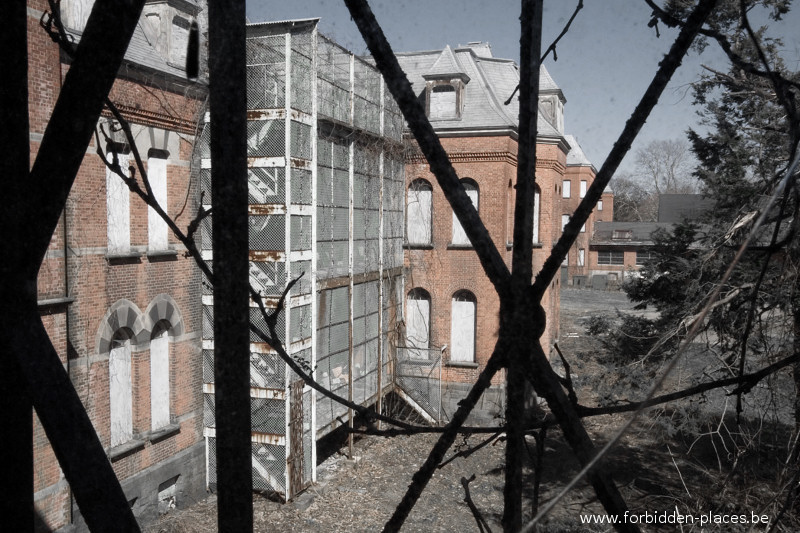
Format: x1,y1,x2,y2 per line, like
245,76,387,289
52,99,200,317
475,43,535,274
446,243,473,250
446,361,479,369
146,423,181,443
37,296,75,309
404,243,434,250
146,249,179,261
106,251,142,264
506,242,543,250
108,438,146,462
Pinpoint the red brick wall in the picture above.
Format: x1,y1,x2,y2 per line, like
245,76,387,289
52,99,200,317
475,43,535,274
29,5,204,530
404,136,564,385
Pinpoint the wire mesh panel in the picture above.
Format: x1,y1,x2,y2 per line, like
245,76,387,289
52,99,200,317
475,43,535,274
250,306,285,343
252,397,286,435
247,120,285,157
252,442,286,493
396,347,442,423
249,214,285,250
289,29,314,114
250,351,284,389
249,167,285,204
250,260,285,298
246,35,286,110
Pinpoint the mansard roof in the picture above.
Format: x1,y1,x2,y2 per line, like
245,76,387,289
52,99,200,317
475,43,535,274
395,43,562,138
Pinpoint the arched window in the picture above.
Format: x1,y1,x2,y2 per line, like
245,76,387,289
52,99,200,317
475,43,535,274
150,321,171,430
450,290,476,363
429,84,457,119
452,179,478,246
110,329,134,447
406,288,431,359
407,179,432,245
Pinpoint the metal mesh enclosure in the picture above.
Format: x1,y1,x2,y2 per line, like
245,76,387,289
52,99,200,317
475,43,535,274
202,20,407,498
396,347,442,424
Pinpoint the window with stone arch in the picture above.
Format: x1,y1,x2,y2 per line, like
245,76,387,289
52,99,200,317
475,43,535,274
406,288,431,359
150,320,171,431
109,328,134,447
450,290,477,363
452,179,478,246
406,179,432,245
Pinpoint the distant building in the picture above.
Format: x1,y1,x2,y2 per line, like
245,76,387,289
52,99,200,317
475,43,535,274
32,0,208,530
396,42,592,419
588,194,712,288
560,134,614,288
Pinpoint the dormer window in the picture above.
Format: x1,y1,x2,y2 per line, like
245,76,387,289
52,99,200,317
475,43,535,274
612,229,633,241
430,84,457,119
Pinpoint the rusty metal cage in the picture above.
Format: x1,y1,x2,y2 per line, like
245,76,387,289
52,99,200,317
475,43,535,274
202,19,407,499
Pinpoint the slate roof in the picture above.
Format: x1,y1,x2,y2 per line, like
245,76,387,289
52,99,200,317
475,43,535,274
564,134,595,168
395,43,562,136
592,222,671,246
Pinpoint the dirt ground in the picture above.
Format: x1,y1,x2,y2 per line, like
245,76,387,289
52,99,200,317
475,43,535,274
146,288,799,532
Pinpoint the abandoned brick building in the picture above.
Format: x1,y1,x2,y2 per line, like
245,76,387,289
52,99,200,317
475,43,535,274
31,0,207,529
396,43,605,417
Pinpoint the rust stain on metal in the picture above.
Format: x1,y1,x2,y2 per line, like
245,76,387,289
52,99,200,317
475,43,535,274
247,109,286,121
289,157,312,169
248,204,281,216
251,432,285,446
249,250,284,262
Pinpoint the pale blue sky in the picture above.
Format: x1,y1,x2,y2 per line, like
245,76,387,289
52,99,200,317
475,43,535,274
246,1,800,174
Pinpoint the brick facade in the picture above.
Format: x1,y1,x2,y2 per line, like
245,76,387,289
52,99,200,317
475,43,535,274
28,2,207,530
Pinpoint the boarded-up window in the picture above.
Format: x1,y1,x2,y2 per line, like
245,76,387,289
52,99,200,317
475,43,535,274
450,291,476,363
532,188,541,243
561,214,570,232
452,180,478,245
406,288,431,359
110,335,133,447
429,85,456,119
580,180,587,198
406,180,432,245
578,248,585,266
107,152,131,254
562,180,571,198
150,325,170,430
597,200,604,211
148,153,169,252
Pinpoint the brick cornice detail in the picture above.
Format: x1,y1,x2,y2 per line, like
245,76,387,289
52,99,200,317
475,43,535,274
103,103,199,136
406,151,565,173
407,151,517,165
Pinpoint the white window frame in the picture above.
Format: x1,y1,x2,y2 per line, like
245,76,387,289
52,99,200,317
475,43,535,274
597,200,604,211
107,152,131,254
406,180,432,245
406,289,431,359
147,155,169,252
150,326,170,431
578,248,585,266
452,180,478,246
532,189,540,243
109,336,133,447
450,291,476,363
